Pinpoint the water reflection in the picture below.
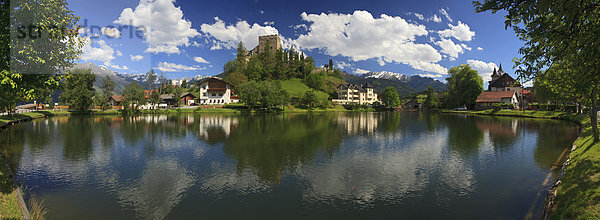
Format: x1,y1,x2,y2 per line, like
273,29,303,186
0,112,579,219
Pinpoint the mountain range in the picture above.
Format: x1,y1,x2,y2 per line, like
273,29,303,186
341,71,447,97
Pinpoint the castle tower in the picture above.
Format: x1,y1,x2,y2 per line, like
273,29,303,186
498,63,505,75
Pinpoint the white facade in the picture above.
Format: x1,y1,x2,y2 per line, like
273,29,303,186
332,84,379,105
197,77,239,105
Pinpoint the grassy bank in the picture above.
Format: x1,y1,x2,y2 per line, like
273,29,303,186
0,154,21,219
551,116,600,219
443,109,599,218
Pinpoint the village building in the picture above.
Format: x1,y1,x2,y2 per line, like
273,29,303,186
475,90,519,110
108,95,122,106
181,93,196,106
474,64,525,110
404,100,422,110
488,64,522,94
248,34,282,57
332,83,379,105
197,77,239,105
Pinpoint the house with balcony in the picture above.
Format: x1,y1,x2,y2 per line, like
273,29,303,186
332,83,379,105
197,77,239,105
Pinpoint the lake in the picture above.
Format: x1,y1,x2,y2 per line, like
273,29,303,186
0,112,579,219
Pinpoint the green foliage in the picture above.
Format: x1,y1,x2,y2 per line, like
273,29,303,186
237,81,290,109
343,102,361,110
492,103,514,110
1,0,82,111
446,64,483,108
224,71,248,86
121,82,145,109
301,90,330,109
380,87,401,107
173,86,184,107
424,86,439,110
305,72,325,91
60,69,96,110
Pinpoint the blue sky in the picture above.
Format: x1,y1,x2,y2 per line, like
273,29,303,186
69,0,527,85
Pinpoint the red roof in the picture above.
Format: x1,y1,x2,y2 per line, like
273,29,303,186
522,89,532,95
476,91,516,103
110,95,122,102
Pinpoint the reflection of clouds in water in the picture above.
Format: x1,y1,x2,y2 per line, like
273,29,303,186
200,162,271,197
295,130,475,206
116,159,195,220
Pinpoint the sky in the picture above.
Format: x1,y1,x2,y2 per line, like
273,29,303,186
68,0,528,85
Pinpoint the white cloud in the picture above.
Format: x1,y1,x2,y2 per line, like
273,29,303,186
336,61,352,69
193,56,210,64
114,0,201,54
115,50,123,56
477,47,483,51
439,9,453,22
431,14,442,23
156,62,204,72
294,11,447,75
467,59,498,81
438,21,475,41
412,12,424,20
435,38,464,61
100,27,121,38
460,43,472,51
263,21,275,26
80,38,115,63
355,68,370,74
104,62,128,70
419,73,443,78
130,55,144,61
200,17,279,50
290,24,308,30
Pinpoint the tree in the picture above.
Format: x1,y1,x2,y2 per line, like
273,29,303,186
224,71,248,86
380,87,401,108
302,90,321,109
1,0,83,112
424,86,439,110
328,59,333,71
121,82,145,110
474,0,600,141
181,80,187,89
236,81,262,109
145,70,157,90
60,69,96,110
446,64,483,108
305,72,325,91
98,76,115,110
173,85,184,107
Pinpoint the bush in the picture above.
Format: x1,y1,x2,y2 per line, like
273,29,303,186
492,103,514,110
343,103,361,110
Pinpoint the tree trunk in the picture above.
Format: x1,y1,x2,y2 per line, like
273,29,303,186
590,86,599,142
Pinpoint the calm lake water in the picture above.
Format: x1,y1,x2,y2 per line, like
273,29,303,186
0,112,579,219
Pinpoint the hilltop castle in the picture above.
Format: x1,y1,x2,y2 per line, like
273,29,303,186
248,34,282,57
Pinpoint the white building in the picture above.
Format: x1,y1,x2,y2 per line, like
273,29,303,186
197,77,239,105
332,83,379,105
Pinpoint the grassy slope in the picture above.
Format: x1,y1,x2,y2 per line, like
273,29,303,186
278,78,330,100
444,109,599,219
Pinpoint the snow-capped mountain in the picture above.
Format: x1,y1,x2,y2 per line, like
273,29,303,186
362,71,411,82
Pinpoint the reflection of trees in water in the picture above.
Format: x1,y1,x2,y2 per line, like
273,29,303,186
222,114,345,184
442,115,484,156
532,121,579,169
61,117,94,161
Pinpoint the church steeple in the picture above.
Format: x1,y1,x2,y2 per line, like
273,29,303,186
498,63,504,75
491,67,500,82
